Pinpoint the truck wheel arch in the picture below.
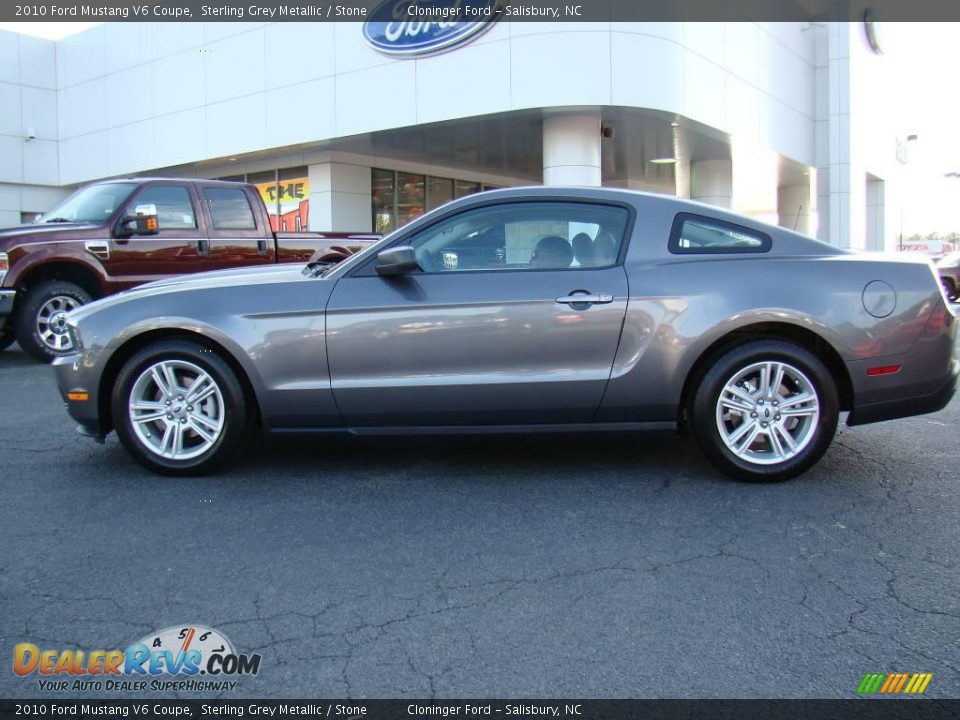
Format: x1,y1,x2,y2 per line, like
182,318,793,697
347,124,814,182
16,260,104,299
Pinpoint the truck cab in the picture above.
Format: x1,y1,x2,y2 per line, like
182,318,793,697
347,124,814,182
0,178,376,361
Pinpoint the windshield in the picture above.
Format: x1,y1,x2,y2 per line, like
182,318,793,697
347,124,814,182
39,183,137,224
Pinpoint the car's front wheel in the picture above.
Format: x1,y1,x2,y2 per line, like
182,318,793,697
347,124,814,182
689,339,839,482
111,340,251,475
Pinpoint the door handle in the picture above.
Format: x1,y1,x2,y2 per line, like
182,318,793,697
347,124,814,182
556,293,614,305
197,239,209,255
257,239,268,255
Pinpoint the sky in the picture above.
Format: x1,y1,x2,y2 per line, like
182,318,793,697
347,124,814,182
0,20,958,235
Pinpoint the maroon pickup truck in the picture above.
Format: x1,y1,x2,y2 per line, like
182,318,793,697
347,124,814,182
0,178,377,361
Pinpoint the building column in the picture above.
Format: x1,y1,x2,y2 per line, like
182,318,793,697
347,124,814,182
690,159,732,208
778,183,812,234
542,112,602,187
308,162,373,232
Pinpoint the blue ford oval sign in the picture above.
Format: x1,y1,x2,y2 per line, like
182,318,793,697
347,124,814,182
363,0,503,57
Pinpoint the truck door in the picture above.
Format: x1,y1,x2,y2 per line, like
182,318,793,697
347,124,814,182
101,182,206,288
197,184,276,269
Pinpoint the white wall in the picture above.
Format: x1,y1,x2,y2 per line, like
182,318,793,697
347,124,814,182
47,21,818,185
0,29,67,224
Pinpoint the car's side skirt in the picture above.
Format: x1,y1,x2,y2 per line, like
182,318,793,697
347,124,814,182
268,421,678,436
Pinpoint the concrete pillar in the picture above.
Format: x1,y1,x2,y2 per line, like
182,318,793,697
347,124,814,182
543,112,602,187
778,183,812,235
690,159,732,208
308,162,373,232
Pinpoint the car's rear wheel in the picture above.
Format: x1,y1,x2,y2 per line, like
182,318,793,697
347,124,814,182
111,339,250,476
689,339,839,482
14,280,92,362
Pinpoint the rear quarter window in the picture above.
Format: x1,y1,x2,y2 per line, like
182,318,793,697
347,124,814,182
669,213,771,254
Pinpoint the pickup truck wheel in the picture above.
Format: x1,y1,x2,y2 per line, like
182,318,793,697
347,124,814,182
689,339,839,482
111,340,250,476
14,280,92,362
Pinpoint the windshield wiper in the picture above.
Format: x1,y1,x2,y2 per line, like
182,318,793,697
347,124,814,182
42,217,74,224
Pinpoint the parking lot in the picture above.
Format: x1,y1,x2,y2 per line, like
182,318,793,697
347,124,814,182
1,336,959,700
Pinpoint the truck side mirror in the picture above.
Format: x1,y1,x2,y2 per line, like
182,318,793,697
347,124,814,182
118,204,160,237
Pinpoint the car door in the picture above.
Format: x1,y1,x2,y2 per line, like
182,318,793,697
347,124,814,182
197,184,276,269
326,199,633,427
99,182,206,288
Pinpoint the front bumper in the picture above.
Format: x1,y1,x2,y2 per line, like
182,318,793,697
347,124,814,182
0,288,15,324
52,351,108,441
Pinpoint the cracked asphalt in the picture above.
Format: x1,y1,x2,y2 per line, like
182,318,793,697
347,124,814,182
1,335,959,700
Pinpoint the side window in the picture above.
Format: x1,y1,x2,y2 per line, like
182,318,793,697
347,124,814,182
669,213,771,254
134,186,196,230
406,202,629,273
203,187,257,230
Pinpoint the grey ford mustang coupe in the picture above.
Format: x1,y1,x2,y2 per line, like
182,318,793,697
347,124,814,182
53,187,958,481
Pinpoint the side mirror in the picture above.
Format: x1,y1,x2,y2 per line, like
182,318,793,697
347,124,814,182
375,246,420,276
118,203,159,237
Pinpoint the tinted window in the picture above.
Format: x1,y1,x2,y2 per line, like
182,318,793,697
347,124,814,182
407,202,629,272
669,213,770,254
134,186,196,230
203,187,256,230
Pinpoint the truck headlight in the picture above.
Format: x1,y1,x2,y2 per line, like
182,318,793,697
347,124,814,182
0,252,7,285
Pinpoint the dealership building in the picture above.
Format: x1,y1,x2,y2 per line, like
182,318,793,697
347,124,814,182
0,19,904,248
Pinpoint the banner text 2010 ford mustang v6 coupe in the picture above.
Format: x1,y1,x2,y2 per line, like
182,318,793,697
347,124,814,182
52,188,958,481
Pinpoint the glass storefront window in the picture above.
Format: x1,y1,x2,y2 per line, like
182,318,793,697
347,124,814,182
427,177,453,211
373,171,508,233
372,169,396,234
455,180,480,199
397,172,426,228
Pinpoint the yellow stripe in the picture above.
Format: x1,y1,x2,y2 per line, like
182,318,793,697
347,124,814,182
904,674,920,693
917,674,933,694
894,673,910,693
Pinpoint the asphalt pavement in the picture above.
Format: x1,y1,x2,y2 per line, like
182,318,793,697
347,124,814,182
1,337,959,699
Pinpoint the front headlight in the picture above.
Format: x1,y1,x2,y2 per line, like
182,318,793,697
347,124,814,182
0,251,8,285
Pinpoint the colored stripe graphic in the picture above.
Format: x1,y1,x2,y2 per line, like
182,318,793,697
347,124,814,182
858,673,933,694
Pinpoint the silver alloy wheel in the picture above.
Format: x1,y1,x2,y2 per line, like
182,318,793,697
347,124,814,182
128,359,225,461
715,360,820,466
36,295,80,352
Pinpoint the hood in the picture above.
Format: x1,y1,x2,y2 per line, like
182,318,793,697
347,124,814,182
0,223,103,248
68,262,314,323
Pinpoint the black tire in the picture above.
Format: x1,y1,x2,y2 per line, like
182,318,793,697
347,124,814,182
13,280,92,362
111,339,251,476
0,329,14,352
689,339,839,482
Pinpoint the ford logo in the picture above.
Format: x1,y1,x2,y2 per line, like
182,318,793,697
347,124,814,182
362,0,503,57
